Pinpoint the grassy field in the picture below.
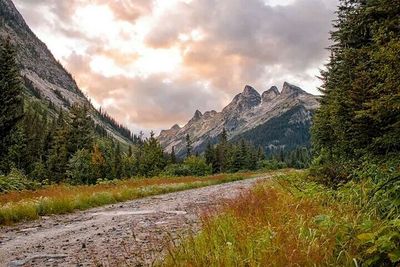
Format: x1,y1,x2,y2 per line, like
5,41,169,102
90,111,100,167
162,172,399,267
0,173,255,225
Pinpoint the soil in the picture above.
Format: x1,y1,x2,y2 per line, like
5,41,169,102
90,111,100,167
0,175,269,267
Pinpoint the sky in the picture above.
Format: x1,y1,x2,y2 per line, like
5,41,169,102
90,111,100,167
14,0,338,133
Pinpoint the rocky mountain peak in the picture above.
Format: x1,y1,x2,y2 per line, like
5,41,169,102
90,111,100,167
262,86,280,102
242,85,260,97
158,82,319,158
203,110,218,119
188,110,203,124
171,124,181,131
224,85,261,113
281,82,308,96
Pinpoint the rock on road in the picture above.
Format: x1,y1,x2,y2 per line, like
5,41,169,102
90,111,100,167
0,175,270,267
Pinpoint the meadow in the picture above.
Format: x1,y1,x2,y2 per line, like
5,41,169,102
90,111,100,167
0,173,255,225
162,172,400,267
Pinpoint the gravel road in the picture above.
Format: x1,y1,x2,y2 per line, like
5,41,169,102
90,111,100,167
0,175,269,267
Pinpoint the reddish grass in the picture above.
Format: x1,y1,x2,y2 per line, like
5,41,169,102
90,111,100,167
0,174,252,205
162,174,360,267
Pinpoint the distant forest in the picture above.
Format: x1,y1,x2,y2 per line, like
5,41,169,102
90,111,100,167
0,38,309,189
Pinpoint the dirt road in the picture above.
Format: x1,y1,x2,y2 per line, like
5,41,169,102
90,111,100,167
0,175,269,267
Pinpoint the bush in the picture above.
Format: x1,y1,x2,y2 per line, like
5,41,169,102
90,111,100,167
183,156,212,176
163,164,192,177
0,168,40,193
163,157,212,177
257,160,287,170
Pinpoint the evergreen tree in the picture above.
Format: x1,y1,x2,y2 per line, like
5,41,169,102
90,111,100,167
0,38,24,173
257,146,265,161
170,146,177,164
47,111,70,182
138,131,166,177
0,38,24,140
312,0,400,167
216,128,229,172
67,149,92,184
205,142,218,173
185,134,192,158
68,104,94,156
113,142,122,179
91,143,106,181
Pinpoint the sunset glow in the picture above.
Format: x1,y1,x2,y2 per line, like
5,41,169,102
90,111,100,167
14,0,338,132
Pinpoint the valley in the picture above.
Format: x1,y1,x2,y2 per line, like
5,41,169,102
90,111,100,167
0,173,271,267
0,0,398,266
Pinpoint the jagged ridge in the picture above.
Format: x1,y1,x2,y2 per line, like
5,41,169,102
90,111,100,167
158,82,319,157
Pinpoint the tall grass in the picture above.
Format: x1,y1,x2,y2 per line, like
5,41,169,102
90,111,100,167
162,172,400,266
0,173,254,225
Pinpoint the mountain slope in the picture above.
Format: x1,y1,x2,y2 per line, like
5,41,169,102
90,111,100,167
0,0,132,143
158,82,319,157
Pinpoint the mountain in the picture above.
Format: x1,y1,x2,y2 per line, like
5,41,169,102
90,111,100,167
158,82,320,157
0,0,133,143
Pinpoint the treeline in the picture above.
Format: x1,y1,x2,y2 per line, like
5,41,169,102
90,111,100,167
202,129,311,174
311,0,400,184
1,37,311,187
204,129,264,173
0,38,167,184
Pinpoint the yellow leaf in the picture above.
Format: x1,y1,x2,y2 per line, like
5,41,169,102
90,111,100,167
357,233,375,242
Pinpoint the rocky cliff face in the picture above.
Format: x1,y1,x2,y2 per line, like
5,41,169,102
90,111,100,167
158,82,320,157
0,0,131,143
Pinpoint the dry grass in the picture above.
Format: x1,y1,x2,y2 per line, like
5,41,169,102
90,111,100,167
0,173,254,225
161,172,369,267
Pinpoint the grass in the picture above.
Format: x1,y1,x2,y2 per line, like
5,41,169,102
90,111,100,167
0,173,257,225
161,171,400,267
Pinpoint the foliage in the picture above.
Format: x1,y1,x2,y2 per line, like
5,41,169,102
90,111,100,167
312,0,400,168
183,156,212,176
0,168,40,193
162,172,400,267
0,38,24,174
164,156,212,177
205,133,264,174
67,149,92,184
257,159,287,170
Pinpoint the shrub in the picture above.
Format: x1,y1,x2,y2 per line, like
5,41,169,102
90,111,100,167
163,164,192,177
257,159,287,170
163,157,212,177
183,156,212,176
0,168,40,193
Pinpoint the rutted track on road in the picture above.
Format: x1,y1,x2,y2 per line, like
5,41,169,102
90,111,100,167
0,175,271,267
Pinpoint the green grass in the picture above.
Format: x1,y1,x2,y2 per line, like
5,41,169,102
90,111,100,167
161,171,400,267
0,173,256,225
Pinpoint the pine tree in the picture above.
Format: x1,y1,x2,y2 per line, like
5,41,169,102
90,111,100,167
113,142,122,179
47,111,70,183
91,143,106,181
0,38,24,173
68,104,94,156
138,131,166,177
311,0,400,183
170,146,177,164
186,134,192,158
216,128,229,172
257,146,265,161
0,38,24,140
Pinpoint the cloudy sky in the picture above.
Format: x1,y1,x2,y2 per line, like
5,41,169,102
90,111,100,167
14,0,338,133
